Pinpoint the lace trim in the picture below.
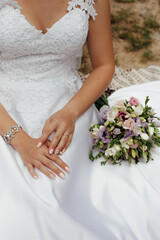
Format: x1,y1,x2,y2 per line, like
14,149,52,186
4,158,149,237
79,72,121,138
0,0,22,10
67,0,98,21
0,0,98,21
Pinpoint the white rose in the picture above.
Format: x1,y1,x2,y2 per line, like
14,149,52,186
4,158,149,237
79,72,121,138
91,127,100,139
105,148,116,157
120,139,130,149
100,105,110,112
148,126,154,136
134,104,143,116
114,144,121,151
99,125,105,130
106,107,118,122
115,100,126,108
105,144,120,157
140,132,149,140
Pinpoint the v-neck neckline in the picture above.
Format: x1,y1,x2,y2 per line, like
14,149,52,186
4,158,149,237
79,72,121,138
8,0,74,36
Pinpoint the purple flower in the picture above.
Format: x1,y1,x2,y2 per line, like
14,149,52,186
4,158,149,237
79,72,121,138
124,130,134,140
97,126,111,144
99,106,110,123
141,122,148,128
134,116,141,125
113,128,121,135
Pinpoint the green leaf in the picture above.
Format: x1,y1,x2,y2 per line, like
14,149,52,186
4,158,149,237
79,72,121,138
145,96,150,106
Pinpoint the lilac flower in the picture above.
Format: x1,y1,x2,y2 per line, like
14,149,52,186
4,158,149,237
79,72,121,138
124,130,134,140
134,116,141,126
141,122,148,128
97,126,111,144
113,128,121,135
99,106,110,123
98,148,105,153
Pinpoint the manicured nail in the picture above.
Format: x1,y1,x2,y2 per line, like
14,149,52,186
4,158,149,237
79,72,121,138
59,149,65,155
50,174,55,179
59,172,65,179
55,149,60,155
49,149,54,155
37,142,42,148
34,175,38,180
65,166,70,173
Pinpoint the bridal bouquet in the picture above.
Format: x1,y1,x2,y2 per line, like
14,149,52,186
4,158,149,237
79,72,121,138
89,96,160,165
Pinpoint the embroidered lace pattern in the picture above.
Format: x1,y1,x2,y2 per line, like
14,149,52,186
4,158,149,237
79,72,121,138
67,0,98,21
0,0,98,137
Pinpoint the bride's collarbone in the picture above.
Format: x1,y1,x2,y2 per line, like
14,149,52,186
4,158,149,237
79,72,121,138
10,0,71,34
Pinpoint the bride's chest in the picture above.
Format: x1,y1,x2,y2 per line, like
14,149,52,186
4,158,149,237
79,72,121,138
0,6,89,58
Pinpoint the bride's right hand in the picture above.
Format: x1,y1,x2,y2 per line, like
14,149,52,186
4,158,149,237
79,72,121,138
11,130,70,180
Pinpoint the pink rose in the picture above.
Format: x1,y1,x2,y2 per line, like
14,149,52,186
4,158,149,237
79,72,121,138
115,100,125,108
129,97,139,106
117,110,128,122
123,118,135,130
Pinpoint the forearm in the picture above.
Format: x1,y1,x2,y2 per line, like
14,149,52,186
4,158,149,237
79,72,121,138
0,103,28,150
62,64,114,119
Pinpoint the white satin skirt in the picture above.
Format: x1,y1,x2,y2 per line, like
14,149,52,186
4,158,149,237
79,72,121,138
0,81,160,240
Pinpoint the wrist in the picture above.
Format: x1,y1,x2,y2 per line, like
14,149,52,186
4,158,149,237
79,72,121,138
62,104,79,121
11,129,30,153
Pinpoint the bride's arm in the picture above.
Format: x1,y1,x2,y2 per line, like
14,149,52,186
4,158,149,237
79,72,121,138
63,0,115,118
37,0,114,155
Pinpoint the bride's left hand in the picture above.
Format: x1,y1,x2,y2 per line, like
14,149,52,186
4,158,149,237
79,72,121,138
36,107,77,155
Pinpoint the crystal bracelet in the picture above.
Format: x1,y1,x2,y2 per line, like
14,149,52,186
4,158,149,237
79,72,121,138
3,124,23,145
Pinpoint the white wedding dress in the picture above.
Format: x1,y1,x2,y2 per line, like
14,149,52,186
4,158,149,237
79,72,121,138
0,1,160,240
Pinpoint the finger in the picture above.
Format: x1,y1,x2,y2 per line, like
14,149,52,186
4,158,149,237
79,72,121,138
39,156,67,178
48,128,65,155
33,160,56,180
55,134,70,154
45,139,52,148
60,134,73,155
37,121,56,148
45,148,70,173
26,162,39,180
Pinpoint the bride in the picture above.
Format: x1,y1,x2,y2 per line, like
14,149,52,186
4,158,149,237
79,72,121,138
0,0,160,239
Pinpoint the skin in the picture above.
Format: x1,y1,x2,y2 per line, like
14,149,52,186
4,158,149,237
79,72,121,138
0,0,115,180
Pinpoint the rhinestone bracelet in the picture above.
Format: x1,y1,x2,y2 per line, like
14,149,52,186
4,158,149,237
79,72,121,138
3,124,23,145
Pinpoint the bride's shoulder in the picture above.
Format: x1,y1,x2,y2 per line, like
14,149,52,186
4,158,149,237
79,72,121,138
0,0,22,10
67,0,98,21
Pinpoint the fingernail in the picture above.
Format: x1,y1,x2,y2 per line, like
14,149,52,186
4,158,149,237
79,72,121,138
50,174,55,179
55,149,60,155
62,148,66,153
37,142,42,148
65,166,70,173
34,175,38,180
49,149,54,155
59,172,65,179
59,151,63,155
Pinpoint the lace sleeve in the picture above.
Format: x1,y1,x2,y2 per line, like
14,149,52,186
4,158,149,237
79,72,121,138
67,0,98,21
0,0,22,10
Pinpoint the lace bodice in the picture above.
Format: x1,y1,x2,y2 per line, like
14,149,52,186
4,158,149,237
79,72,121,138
0,0,97,137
